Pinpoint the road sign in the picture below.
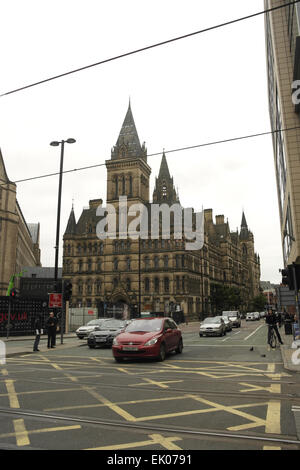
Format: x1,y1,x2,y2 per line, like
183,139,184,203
49,293,62,308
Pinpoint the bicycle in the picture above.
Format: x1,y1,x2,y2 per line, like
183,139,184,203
268,325,279,349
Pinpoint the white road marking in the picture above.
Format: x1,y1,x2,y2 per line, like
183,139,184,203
244,325,264,341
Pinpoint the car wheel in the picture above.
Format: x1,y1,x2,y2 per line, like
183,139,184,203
199,333,203,337
78,336,84,340
89,345,95,349
114,357,123,363
157,344,166,362
175,339,183,354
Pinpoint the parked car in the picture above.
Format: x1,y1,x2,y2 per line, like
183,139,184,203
88,319,130,348
253,312,260,321
76,318,113,339
112,317,183,362
259,311,266,318
221,315,233,332
199,316,226,337
222,311,241,328
246,312,256,321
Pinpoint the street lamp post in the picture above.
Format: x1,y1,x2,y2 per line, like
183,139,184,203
50,138,76,343
50,138,76,288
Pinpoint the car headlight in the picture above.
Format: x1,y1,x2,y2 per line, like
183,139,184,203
113,337,119,346
144,337,159,346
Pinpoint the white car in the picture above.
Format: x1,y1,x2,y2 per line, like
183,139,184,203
253,312,260,321
246,312,256,321
199,317,226,337
222,311,241,328
76,318,113,339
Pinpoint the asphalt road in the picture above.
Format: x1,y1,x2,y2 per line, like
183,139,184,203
0,319,299,454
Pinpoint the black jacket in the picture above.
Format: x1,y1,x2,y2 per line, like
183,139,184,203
265,313,277,326
34,315,43,334
46,316,58,331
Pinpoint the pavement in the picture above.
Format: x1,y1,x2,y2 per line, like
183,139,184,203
1,321,300,372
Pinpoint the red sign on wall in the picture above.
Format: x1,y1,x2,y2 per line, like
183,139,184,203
49,293,62,308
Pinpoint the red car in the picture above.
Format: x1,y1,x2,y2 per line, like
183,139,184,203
112,317,183,362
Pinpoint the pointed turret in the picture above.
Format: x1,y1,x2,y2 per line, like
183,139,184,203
153,151,179,205
111,101,147,160
0,148,12,183
240,211,249,240
65,206,77,235
158,151,171,180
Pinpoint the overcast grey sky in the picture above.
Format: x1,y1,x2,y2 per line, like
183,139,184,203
0,0,283,283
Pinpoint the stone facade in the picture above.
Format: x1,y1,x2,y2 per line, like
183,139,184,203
0,150,41,295
62,104,261,319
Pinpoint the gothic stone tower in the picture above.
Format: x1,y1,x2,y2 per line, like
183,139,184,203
106,102,151,210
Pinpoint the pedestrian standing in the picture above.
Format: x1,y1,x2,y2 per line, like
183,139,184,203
33,313,43,352
46,312,58,348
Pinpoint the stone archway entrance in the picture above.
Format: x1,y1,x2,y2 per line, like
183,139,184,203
107,292,131,319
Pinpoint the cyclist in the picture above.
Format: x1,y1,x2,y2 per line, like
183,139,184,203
266,308,283,347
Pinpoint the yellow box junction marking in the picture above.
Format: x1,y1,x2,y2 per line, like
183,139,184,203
86,433,182,451
13,419,30,446
129,378,184,389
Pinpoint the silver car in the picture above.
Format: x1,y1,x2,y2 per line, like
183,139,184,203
199,316,226,337
221,315,233,332
76,318,113,339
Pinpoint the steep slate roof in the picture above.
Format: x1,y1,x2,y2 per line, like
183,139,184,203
111,102,145,160
0,148,12,183
65,207,77,235
28,223,40,244
158,151,171,180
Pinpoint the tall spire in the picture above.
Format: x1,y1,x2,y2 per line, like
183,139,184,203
241,211,248,229
65,205,77,235
153,151,178,204
0,148,12,183
158,150,171,180
111,102,146,160
240,211,249,240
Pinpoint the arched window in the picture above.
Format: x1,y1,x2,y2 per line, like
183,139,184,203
122,175,126,194
114,258,118,271
154,277,160,293
162,182,167,199
126,278,131,291
154,256,159,268
96,279,102,294
164,255,168,268
145,278,150,292
126,258,131,270
129,175,133,196
164,277,169,292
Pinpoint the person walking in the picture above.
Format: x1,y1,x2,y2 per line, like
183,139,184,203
266,308,283,347
46,312,58,348
33,313,43,352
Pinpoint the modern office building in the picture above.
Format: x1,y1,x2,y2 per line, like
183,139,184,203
265,0,300,266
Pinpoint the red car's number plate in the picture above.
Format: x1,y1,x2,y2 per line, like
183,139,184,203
123,346,139,351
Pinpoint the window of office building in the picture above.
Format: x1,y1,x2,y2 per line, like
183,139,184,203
283,196,294,263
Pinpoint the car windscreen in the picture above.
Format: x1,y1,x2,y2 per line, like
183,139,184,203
125,319,163,332
87,319,108,326
203,318,220,324
99,320,125,329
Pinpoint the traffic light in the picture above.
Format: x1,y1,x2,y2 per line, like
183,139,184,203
281,266,294,290
281,264,300,290
10,288,18,298
64,282,72,301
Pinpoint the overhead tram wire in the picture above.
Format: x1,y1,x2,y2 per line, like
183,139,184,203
0,1,299,98
0,124,299,189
